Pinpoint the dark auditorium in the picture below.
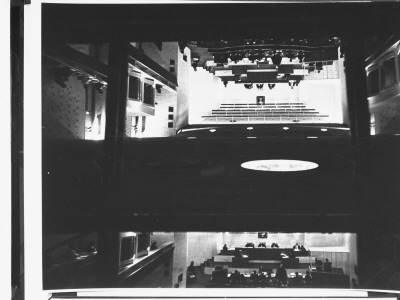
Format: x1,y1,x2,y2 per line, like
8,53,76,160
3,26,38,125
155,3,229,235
12,1,400,298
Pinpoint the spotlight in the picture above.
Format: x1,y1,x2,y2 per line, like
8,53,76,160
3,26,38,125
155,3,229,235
223,81,228,88
156,84,162,94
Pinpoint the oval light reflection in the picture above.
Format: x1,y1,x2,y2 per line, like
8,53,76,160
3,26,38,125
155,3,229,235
241,159,318,172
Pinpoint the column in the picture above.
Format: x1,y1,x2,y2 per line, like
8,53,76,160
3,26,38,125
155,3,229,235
173,233,188,288
96,38,130,286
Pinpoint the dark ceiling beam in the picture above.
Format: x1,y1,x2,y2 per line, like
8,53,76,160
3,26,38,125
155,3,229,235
43,43,108,83
42,3,400,43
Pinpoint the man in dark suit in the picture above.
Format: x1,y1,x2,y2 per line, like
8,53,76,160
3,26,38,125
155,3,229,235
275,264,288,287
323,258,333,272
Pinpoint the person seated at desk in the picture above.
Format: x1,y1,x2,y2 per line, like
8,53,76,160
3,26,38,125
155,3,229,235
250,271,259,285
230,270,241,284
258,242,266,248
222,244,228,252
276,264,288,287
258,272,268,286
187,261,197,280
323,258,333,272
234,249,243,258
291,272,303,287
239,273,247,285
315,259,324,272
293,243,301,251
271,243,279,248
304,270,312,286
300,245,307,252
245,242,255,248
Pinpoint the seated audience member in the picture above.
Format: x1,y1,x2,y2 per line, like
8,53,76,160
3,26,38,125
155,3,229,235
240,273,247,285
187,261,197,279
300,245,307,252
258,272,268,286
234,249,243,258
222,244,228,252
258,242,266,248
230,270,241,284
293,243,301,251
250,270,259,285
275,264,288,287
291,272,303,286
323,258,333,272
245,242,255,248
304,270,312,286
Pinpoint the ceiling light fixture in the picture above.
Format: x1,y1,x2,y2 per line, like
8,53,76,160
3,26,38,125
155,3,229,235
209,129,216,133
307,136,318,139
283,127,289,130
241,159,318,172
321,128,328,132
247,127,254,130
247,137,257,139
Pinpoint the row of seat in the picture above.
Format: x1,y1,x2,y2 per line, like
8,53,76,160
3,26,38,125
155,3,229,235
201,116,329,123
210,112,319,116
203,115,329,119
220,103,305,106
213,108,313,112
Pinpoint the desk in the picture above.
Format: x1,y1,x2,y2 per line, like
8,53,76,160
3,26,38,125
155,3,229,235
214,255,233,263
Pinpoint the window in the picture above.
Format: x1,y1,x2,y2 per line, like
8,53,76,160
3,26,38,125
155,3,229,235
380,57,396,89
128,69,141,101
143,79,155,106
128,75,141,100
367,68,379,96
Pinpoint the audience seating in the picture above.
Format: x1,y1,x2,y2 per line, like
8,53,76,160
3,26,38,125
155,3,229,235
202,102,329,124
